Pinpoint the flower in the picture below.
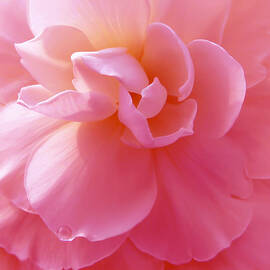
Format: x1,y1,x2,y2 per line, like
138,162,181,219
0,0,270,269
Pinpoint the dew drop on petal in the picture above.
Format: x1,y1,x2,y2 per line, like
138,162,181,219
57,226,73,241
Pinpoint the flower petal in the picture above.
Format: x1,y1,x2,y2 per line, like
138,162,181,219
28,0,150,57
131,136,252,264
0,248,38,270
0,0,32,43
0,35,33,104
85,240,164,270
151,0,231,44
222,0,270,88
15,25,91,93
0,103,63,211
168,181,270,270
119,85,197,148
0,195,126,270
189,39,246,138
137,78,167,118
25,120,157,241
229,77,270,179
18,85,117,122
73,48,149,94
141,23,194,100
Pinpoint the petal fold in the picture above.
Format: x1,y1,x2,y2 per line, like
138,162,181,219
15,25,91,92
18,85,117,122
119,84,197,148
73,48,149,94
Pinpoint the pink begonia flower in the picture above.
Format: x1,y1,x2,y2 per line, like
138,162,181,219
0,0,270,269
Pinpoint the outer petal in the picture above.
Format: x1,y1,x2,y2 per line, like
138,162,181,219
0,248,38,270
142,23,194,100
0,36,33,104
0,103,63,211
18,85,117,122
85,240,164,270
73,48,149,94
15,25,91,92
0,195,126,270
119,84,197,148
28,0,150,57
131,136,252,264
151,0,231,44
222,0,270,87
0,0,32,43
25,119,157,241
168,182,270,270
189,40,246,138
229,77,270,179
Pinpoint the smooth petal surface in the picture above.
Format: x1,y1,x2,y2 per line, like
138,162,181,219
131,137,252,264
18,85,117,122
74,48,149,94
151,0,231,44
15,25,91,92
0,0,32,43
142,23,194,100
189,40,246,138
0,195,126,270
25,119,157,241
222,0,270,87
85,240,164,270
0,36,33,104
0,103,63,211
168,182,270,270
229,76,270,179
119,85,197,148
28,0,150,57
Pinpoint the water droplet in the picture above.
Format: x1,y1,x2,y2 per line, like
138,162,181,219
57,226,73,241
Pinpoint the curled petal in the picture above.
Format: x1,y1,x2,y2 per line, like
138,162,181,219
137,78,167,118
189,39,246,138
119,84,197,148
73,48,149,94
25,121,157,241
142,23,194,100
15,25,91,92
18,85,117,122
